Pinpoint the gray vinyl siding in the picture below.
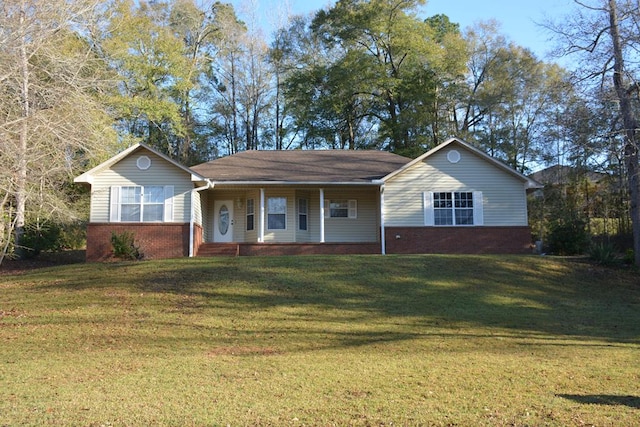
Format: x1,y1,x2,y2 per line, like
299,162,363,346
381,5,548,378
385,146,528,226
306,192,321,242
234,193,247,242
194,190,207,243
89,148,193,223
193,189,203,226
323,188,379,242
286,188,378,243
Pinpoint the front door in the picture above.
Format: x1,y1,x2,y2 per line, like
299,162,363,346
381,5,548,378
213,200,234,242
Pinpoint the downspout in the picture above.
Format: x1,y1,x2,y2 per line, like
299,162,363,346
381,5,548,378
189,180,213,257
319,188,325,243
379,183,386,255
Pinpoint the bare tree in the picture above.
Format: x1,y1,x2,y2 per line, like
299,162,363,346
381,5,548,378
547,0,640,264
207,1,273,154
607,0,640,265
0,0,115,263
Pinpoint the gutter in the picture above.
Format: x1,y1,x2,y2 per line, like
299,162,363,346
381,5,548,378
207,180,383,186
189,180,214,257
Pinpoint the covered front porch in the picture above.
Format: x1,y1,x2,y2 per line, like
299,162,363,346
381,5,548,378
195,184,383,254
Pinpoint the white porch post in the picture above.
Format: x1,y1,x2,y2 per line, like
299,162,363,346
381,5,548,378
380,184,386,255
259,188,265,243
319,188,325,243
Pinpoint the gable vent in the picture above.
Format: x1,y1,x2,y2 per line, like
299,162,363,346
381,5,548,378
447,150,461,164
137,155,151,170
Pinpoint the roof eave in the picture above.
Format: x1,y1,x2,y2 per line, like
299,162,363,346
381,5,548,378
209,180,384,186
525,178,544,190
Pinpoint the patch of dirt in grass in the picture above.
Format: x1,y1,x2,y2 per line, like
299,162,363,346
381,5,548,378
345,389,372,399
0,308,27,318
0,250,85,275
206,346,281,357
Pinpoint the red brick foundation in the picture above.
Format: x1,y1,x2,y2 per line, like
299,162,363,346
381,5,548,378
193,223,203,255
384,226,534,254
87,224,533,261
86,223,191,261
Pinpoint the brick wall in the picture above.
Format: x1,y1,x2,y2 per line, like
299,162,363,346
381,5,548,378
86,223,191,261
193,223,203,255
385,226,534,254
87,224,533,261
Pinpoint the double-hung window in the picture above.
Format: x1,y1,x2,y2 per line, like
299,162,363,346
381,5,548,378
425,191,483,226
110,185,173,222
120,186,142,222
433,191,473,225
267,197,287,230
141,186,165,221
298,198,308,231
246,198,255,231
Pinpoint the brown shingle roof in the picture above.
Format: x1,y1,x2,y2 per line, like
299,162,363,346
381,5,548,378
191,150,411,183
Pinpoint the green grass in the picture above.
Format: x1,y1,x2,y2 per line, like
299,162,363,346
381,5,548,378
1,254,639,426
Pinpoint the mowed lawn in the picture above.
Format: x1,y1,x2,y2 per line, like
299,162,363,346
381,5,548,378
1,254,639,426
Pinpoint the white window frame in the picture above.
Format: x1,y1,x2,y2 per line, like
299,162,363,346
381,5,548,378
110,185,173,223
267,197,287,230
424,191,483,226
324,199,357,219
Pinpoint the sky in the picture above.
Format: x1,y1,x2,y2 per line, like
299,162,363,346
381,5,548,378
426,0,574,60
232,0,576,62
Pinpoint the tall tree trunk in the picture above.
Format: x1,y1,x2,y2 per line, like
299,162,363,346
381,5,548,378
608,0,640,266
181,95,192,164
231,55,238,154
15,5,29,258
275,72,282,150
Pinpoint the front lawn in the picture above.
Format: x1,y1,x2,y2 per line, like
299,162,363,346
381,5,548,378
1,255,639,425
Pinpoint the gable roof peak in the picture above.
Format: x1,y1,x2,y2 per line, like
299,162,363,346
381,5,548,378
383,137,542,189
74,142,206,184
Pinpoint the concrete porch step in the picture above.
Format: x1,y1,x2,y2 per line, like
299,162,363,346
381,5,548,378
196,243,239,257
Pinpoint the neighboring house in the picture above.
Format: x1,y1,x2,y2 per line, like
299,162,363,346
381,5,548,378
529,164,607,186
74,137,542,261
